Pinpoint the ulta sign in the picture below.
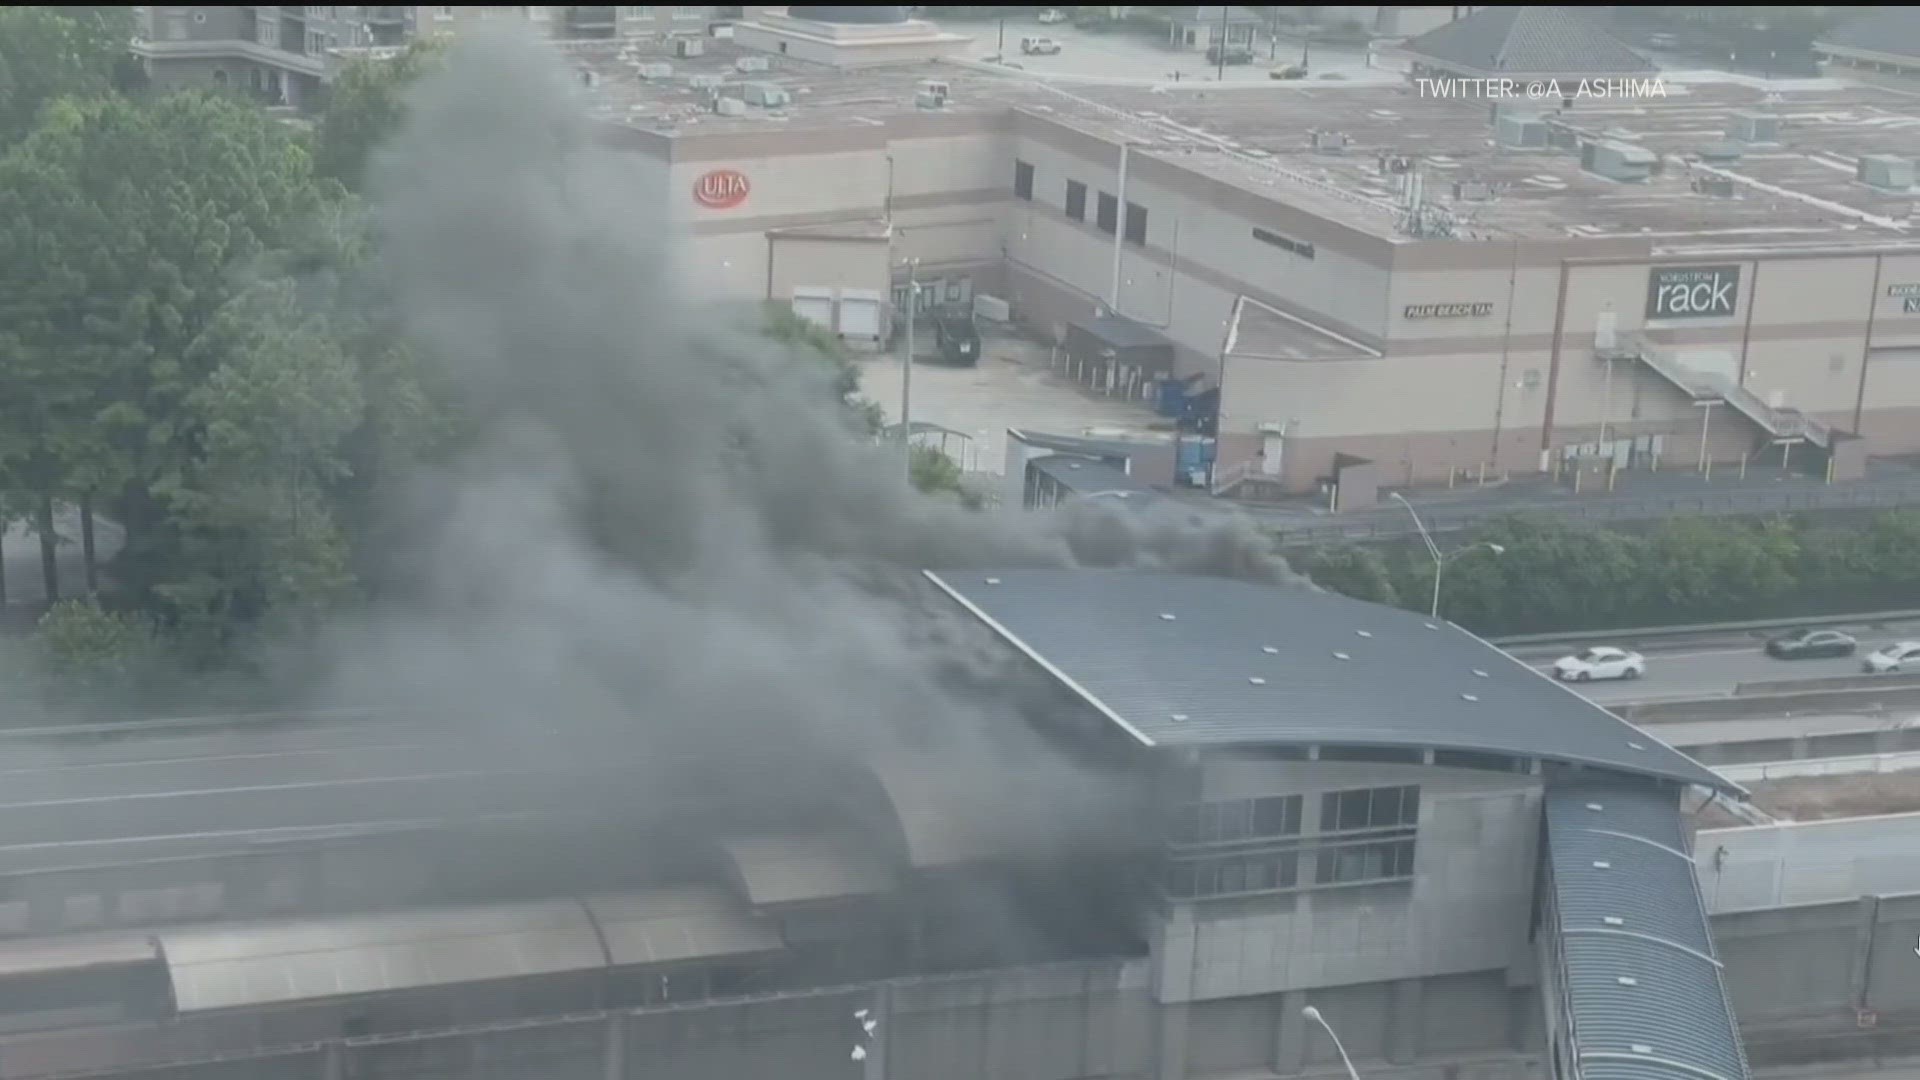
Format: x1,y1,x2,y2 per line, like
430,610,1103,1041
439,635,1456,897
694,169,750,210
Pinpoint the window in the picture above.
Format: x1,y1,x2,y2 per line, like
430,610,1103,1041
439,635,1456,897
1169,795,1301,846
674,6,706,17
435,6,454,20
258,18,278,45
192,9,208,23
1096,192,1118,235
1065,180,1087,222
1167,851,1300,899
1253,226,1315,260
1123,201,1147,245
622,6,654,16
1013,160,1035,201
1315,838,1416,885
1319,785,1420,833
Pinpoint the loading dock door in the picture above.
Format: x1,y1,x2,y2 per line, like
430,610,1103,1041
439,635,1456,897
837,289,882,342
791,287,834,329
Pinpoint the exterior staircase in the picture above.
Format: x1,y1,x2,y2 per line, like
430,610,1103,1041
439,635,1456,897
1600,337,1831,450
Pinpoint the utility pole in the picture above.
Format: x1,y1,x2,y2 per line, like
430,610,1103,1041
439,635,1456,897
996,16,1004,59
902,258,919,488
1216,3,1230,79
1269,6,1278,60
1109,141,1130,315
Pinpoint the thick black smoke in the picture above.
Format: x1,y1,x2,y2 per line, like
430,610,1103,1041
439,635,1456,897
311,28,1309,858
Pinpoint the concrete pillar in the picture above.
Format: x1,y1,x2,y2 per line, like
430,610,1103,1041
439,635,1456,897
1274,990,1310,1075
1790,735,1811,760
1849,895,1882,1009
1388,978,1424,1064
1155,1002,1190,1080
322,1042,344,1080
603,1015,626,1080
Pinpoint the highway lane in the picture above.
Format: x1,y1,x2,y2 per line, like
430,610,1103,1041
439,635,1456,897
1501,617,1920,660
0,716,657,871
1520,644,1898,703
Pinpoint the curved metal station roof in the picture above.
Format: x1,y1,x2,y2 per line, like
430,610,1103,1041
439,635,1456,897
925,568,1733,793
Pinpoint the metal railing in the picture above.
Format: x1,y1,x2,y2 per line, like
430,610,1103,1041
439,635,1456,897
1272,475,1920,548
1487,608,1920,648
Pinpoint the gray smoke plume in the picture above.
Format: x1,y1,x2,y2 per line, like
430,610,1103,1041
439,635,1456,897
310,28,1309,868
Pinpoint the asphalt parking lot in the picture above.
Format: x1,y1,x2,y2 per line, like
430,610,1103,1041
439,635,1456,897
943,13,1398,88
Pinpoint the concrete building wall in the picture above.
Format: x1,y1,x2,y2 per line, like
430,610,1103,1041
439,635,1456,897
768,236,889,304
1155,762,1540,1004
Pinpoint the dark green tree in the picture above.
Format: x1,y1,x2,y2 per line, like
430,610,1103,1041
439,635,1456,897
0,90,369,632
312,40,448,191
0,6,138,147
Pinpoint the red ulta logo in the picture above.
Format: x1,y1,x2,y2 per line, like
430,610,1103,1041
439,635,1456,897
693,169,750,210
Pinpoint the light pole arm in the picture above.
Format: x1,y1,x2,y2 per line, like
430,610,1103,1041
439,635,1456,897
1304,1009,1361,1080
1390,493,1441,564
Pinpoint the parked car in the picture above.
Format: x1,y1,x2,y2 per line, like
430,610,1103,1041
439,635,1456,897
1552,647,1647,683
1864,641,1920,674
1764,628,1858,660
1021,36,1062,55
1037,8,1068,24
931,310,981,367
1270,64,1308,80
1206,43,1256,65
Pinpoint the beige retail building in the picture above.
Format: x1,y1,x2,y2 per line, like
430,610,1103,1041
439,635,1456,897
545,6,1920,497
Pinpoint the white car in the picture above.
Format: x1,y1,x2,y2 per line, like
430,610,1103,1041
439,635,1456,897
1021,36,1062,55
1037,8,1068,24
1864,641,1920,674
1552,647,1646,683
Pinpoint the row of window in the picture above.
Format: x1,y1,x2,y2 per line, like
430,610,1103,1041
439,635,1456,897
1321,785,1419,833
1013,161,1148,246
1169,786,1420,848
1168,794,1302,846
1166,837,1417,900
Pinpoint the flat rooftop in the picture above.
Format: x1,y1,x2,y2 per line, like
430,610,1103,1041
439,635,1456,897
567,39,1920,252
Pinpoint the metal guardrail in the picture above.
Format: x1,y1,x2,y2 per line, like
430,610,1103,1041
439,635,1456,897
1272,476,1920,549
1488,609,1920,648
1618,680,1920,723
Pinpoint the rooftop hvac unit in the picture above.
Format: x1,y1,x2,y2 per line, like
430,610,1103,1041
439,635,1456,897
1378,154,1414,174
1857,154,1916,192
1545,121,1580,151
580,69,600,88
1697,141,1744,165
1452,179,1494,202
915,79,950,108
1727,111,1779,143
1581,139,1654,182
674,36,704,58
1594,310,1617,351
636,61,673,79
687,72,724,90
734,55,770,72
713,96,748,117
1311,130,1348,152
741,81,790,108
1694,175,1736,198
1495,115,1548,149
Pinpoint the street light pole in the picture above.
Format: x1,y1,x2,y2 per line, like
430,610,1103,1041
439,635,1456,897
1390,492,1503,620
1302,1007,1361,1080
1109,141,1130,315
902,258,919,488
1216,2,1230,79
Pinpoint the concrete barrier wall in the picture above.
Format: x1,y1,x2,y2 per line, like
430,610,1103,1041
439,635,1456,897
1621,684,1920,723
1696,814,1920,914
1717,891,1920,1069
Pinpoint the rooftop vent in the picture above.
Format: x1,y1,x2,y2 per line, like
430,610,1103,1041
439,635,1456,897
1727,111,1780,144
1545,120,1581,152
636,61,674,80
1603,916,1625,926
674,36,704,58
1312,130,1349,153
1858,154,1917,193
713,96,748,117
1697,141,1744,165
1694,175,1736,198
1617,976,1639,987
1581,139,1654,183
735,55,771,73
1378,153,1415,175
742,81,790,108
1495,115,1548,149
687,72,724,90
581,69,601,89
1261,646,1279,654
